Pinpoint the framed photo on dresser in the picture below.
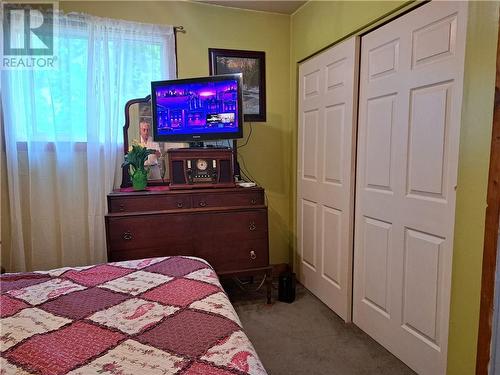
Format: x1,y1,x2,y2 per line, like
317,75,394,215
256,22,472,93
209,48,266,122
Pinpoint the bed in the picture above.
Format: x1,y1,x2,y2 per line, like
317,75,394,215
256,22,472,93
0,256,267,375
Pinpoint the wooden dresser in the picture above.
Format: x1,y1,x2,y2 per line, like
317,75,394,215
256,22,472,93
105,186,271,302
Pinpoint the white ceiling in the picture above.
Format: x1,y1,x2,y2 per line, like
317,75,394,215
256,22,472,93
196,1,307,15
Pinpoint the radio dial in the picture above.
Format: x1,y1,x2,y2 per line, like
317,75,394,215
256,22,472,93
196,159,208,171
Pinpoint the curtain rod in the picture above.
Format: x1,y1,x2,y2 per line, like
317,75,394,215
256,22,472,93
173,26,184,78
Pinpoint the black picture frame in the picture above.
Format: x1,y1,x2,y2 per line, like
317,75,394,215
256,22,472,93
209,48,266,122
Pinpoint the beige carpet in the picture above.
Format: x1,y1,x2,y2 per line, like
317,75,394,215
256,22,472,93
225,281,415,375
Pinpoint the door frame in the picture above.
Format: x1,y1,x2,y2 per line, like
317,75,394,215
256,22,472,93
476,17,500,375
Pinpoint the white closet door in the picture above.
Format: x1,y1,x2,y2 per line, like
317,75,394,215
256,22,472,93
297,37,359,321
353,2,467,374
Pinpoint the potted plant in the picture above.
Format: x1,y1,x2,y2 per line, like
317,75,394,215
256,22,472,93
122,142,156,190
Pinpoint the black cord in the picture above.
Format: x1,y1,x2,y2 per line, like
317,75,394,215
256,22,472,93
234,122,259,183
232,128,270,208
240,168,253,183
237,151,258,183
233,274,267,292
235,122,255,182
237,122,253,149
238,154,270,208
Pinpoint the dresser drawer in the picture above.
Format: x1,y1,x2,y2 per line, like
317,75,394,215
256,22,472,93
191,190,264,209
108,195,191,213
106,214,194,253
195,209,268,240
197,237,269,273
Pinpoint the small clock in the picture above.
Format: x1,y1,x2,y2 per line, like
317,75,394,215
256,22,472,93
196,159,208,171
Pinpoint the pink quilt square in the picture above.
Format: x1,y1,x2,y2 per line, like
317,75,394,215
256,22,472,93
0,273,51,292
136,310,239,357
142,278,219,307
143,257,208,277
40,287,129,320
5,321,125,375
63,264,133,287
0,295,28,318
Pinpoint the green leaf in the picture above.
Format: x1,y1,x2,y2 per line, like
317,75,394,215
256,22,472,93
123,144,156,173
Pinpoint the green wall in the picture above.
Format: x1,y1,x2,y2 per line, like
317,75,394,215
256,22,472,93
290,1,499,374
291,1,409,61
59,1,292,265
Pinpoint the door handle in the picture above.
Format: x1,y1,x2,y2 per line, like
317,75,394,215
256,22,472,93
250,250,257,260
249,221,256,231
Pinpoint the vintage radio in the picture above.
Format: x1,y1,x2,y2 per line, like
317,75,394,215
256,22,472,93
168,148,235,189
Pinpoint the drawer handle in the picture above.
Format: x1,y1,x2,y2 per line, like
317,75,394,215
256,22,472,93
250,199,257,204
122,231,133,241
177,202,184,208
250,250,257,260
119,204,125,211
249,221,256,231
199,201,207,207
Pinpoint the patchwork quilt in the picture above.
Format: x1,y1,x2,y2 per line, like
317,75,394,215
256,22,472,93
0,256,267,375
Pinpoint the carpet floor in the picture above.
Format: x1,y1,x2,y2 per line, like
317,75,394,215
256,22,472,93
225,281,415,375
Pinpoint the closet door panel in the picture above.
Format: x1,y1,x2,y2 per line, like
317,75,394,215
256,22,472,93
297,37,359,321
353,2,468,374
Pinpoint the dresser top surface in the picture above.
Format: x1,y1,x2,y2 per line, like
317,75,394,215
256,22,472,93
109,185,263,197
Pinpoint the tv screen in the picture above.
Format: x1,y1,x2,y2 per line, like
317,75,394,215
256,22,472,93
151,74,244,142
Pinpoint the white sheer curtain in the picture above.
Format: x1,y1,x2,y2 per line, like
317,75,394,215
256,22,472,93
1,13,176,272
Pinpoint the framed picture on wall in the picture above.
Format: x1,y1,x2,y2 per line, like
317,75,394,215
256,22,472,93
209,48,266,122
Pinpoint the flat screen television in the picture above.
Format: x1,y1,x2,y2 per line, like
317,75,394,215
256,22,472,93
151,74,244,142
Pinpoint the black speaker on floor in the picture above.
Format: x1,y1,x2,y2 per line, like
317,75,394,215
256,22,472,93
278,271,296,303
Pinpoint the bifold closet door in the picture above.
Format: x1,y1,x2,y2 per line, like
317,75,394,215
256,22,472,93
297,37,359,322
353,2,468,374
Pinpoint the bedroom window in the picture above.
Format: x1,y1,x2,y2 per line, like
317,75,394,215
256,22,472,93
0,12,176,271
2,13,176,143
